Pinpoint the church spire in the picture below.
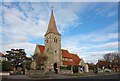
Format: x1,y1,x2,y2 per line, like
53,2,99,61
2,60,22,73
45,7,60,36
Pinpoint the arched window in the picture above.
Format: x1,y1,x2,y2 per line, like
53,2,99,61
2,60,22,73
47,48,49,52
55,38,57,43
46,39,48,43
55,50,57,53
54,37,57,43
46,37,48,43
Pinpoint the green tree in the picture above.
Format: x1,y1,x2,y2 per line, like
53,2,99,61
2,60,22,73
5,49,32,70
87,63,96,70
2,60,11,71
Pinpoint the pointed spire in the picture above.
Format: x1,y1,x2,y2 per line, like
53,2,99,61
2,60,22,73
45,7,60,36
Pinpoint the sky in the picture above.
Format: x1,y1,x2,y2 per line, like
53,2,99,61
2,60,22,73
0,1,119,64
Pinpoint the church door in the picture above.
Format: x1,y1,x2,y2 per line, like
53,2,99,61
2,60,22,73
53,63,58,74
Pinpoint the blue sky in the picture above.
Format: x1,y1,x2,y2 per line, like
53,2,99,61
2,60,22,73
0,2,119,63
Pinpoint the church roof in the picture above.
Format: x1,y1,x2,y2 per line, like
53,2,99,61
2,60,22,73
45,11,60,36
36,44,81,66
63,61,75,66
70,53,81,65
37,44,45,54
62,49,72,58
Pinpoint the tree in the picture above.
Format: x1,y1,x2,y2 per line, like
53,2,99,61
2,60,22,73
33,53,48,70
103,52,120,66
25,57,32,70
5,49,31,70
2,60,11,71
31,61,37,70
87,63,96,70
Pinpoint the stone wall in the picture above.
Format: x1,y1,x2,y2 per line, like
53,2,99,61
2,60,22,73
59,70,73,74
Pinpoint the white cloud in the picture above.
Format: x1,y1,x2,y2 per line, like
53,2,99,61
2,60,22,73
81,50,117,63
61,31,118,63
2,5,48,42
50,2,90,34
2,42,36,56
1,3,49,56
62,33,118,46
98,42,118,49
86,50,117,56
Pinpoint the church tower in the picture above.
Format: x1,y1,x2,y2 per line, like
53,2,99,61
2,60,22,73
44,8,62,72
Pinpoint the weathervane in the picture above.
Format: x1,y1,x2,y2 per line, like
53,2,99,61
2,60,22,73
51,6,53,13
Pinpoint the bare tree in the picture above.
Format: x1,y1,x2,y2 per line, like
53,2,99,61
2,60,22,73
32,53,47,70
103,52,120,65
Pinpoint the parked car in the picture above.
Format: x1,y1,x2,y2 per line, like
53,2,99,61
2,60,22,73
104,69,112,72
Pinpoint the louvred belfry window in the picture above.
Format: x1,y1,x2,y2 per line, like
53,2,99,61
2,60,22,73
55,50,57,53
54,37,57,43
46,39,48,43
46,37,48,43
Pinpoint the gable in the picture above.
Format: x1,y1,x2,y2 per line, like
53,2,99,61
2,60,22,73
62,49,72,58
36,44,45,54
70,53,81,65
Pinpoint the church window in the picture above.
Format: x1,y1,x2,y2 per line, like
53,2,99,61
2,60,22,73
46,37,49,43
47,48,49,52
54,37,57,43
46,39,48,43
56,39,57,43
55,50,57,53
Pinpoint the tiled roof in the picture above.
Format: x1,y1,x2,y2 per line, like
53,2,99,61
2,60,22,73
96,60,120,68
96,61,111,66
36,44,81,66
62,49,72,58
63,61,75,66
37,44,45,54
70,53,81,65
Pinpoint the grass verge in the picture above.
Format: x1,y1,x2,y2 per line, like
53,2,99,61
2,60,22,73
66,73,88,76
29,74,49,79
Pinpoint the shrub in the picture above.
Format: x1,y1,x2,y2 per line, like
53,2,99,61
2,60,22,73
2,60,11,71
73,66,79,73
60,65,71,70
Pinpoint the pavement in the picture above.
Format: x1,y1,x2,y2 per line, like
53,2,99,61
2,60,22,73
48,73,74,79
78,73,120,79
4,75,31,79
1,72,120,80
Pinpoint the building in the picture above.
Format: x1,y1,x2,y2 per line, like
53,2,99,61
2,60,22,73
0,52,7,62
96,60,120,72
34,9,88,73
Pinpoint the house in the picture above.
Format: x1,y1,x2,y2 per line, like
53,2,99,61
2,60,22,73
0,52,7,62
96,60,120,72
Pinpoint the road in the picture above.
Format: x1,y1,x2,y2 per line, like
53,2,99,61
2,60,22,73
1,73,120,81
77,73,120,79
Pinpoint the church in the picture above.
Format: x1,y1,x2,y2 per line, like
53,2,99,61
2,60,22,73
34,9,89,73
